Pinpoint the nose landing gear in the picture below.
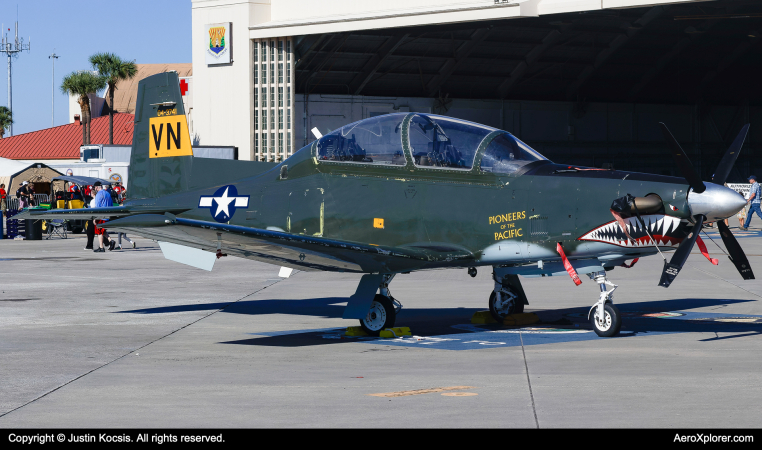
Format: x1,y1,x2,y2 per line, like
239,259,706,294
588,271,621,337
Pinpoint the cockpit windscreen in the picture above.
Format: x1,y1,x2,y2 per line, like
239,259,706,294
409,114,494,170
480,133,548,174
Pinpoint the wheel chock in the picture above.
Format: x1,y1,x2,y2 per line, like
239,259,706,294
379,327,412,338
503,313,540,326
471,311,498,324
345,326,369,336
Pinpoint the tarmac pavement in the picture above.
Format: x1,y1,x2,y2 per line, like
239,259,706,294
1,227,762,428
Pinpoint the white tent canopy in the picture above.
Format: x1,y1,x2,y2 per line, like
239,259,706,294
0,157,62,199
0,157,34,190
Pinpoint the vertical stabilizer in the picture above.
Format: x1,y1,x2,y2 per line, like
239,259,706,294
128,72,193,200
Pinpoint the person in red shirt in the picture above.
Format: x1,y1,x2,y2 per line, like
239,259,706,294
112,182,125,204
67,184,82,201
83,185,93,206
0,183,6,213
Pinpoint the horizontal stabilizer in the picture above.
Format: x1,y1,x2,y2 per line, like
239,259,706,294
158,241,216,271
14,206,131,221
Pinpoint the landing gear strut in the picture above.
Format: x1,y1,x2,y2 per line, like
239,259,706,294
588,271,622,337
359,274,401,335
488,270,525,322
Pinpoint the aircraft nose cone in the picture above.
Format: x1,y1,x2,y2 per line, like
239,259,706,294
687,182,747,221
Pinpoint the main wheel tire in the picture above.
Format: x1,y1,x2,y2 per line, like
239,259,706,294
590,303,622,337
359,294,396,336
488,289,523,323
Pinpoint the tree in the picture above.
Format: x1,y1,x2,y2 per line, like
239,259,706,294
89,53,138,145
61,71,106,145
0,106,12,138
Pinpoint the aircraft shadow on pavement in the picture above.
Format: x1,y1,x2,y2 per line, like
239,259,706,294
119,296,762,347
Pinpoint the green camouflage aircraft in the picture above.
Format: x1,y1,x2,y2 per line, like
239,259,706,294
19,72,753,337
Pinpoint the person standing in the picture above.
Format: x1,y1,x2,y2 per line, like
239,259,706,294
0,183,6,237
27,184,35,206
117,232,135,249
16,181,31,209
83,184,93,206
84,184,96,250
738,187,750,229
113,182,125,204
92,182,116,252
84,219,95,250
742,175,762,230
0,183,6,213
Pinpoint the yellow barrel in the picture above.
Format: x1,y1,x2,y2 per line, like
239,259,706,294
68,199,84,209
56,200,66,209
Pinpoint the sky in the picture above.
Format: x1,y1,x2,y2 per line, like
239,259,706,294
1,0,191,136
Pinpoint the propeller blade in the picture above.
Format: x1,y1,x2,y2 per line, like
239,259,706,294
717,221,755,280
659,122,706,194
713,124,750,185
659,215,705,288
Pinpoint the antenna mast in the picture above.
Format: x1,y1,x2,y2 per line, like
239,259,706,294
49,52,58,127
0,21,31,136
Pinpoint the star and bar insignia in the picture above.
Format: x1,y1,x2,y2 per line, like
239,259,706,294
198,185,250,222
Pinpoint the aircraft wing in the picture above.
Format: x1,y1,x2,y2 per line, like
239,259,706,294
102,214,475,273
12,206,190,221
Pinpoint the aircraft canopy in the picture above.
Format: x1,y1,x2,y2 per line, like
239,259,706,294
315,113,548,173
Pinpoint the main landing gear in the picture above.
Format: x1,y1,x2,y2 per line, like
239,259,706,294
588,271,622,337
488,270,526,322
359,274,402,336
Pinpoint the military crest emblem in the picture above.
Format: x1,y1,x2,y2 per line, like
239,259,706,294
205,23,232,65
208,26,226,56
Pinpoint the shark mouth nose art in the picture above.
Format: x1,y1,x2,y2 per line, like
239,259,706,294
578,214,687,248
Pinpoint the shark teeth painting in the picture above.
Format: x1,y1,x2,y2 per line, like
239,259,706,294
578,214,688,248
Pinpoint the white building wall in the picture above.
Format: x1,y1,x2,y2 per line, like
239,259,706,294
192,0,271,160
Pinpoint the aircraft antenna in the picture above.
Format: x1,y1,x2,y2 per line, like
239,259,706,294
0,20,31,136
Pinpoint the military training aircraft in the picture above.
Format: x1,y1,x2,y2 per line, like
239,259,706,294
19,72,753,337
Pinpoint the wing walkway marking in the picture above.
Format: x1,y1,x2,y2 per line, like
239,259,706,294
0,276,289,420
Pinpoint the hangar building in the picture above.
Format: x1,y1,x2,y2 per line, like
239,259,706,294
191,0,762,181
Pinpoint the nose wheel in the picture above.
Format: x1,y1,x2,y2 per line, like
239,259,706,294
589,303,621,337
587,271,622,337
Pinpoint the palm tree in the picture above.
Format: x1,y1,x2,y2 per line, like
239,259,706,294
0,106,12,138
61,71,106,145
89,53,138,145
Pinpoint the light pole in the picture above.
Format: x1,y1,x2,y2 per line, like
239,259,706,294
49,52,58,127
0,22,31,136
